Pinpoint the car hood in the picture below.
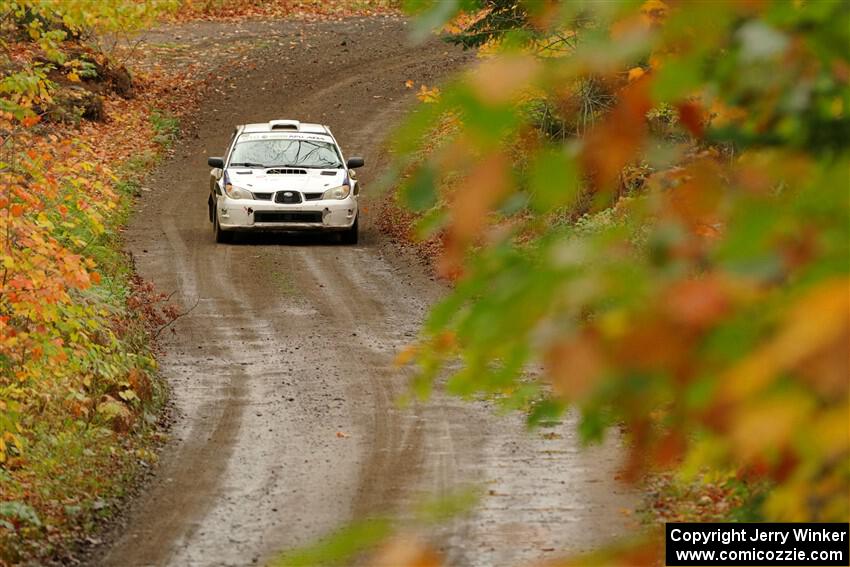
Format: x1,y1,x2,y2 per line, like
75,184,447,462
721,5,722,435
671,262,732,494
226,167,347,194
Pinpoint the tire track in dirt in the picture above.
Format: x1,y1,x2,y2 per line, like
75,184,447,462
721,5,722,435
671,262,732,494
94,19,475,567
91,17,638,567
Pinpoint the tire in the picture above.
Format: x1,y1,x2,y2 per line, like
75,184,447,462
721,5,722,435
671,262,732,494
213,211,234,244
340,216,358,245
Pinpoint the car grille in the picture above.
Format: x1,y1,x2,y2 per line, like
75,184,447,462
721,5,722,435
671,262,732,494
254,192,273,200
303,193,323,201
275,191,302,204
254,211,323,223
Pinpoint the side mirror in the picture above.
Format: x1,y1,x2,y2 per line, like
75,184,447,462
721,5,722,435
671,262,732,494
208,157,225,169
346,156,364,169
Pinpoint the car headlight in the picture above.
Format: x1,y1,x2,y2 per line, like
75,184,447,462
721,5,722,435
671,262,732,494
321,184,350,200
224,183,254,200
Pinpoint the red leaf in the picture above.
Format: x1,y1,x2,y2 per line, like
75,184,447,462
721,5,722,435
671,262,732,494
677,101,704,137
581,77,652,195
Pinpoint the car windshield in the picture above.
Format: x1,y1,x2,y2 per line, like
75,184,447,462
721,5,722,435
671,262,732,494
229,136,343,169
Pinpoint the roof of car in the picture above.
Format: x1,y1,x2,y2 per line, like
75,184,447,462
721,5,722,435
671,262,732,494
240,120,331,135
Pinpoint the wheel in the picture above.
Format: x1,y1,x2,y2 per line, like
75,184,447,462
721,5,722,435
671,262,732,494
340,216,358,245
213,210,234,243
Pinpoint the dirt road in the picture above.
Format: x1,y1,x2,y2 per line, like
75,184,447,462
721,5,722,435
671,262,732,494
93,17,637,567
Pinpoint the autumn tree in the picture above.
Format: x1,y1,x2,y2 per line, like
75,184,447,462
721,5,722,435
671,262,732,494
395,0,850,543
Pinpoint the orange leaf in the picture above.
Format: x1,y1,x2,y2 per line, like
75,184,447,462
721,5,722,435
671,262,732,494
394,344,418,367
730,396,809,464
652,430,686,468
416,85,441,103
546,333,605,402
581,77,652,195
641,0,669,25
721,278,850,403
10,204,23,217
439,152,510,278
663,276,730,329
677,100,704,137
372,536,442,567
469,55,541,105
627,67,646,82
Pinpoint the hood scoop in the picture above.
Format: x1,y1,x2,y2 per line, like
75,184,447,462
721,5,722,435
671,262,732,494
266,168,307,175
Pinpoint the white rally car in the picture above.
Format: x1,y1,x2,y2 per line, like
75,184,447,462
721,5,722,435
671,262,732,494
207,119,364,244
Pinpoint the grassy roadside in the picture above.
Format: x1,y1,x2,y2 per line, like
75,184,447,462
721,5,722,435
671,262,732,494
169,0,399,21
0,96,186,562
1,8,195,564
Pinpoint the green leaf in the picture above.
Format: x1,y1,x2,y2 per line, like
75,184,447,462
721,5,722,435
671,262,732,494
273,519,392,566
527,398,566,428
0,501,41,527
529,148,580,212
415,486,480,524
414,206,448,239
651,55,703,103
400,165,437,212
406,0,460,42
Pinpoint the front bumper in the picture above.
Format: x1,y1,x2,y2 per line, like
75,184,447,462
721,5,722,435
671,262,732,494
217,196,357,231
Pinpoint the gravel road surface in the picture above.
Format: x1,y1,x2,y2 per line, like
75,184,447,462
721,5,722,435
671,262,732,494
92,17,637,567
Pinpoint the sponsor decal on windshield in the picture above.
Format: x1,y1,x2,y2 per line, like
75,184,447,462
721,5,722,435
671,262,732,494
238,132,332,143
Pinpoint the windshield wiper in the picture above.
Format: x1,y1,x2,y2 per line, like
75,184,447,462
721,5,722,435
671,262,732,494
229,162,266,168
